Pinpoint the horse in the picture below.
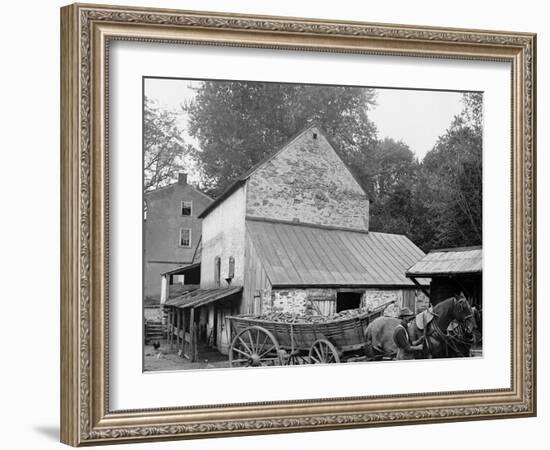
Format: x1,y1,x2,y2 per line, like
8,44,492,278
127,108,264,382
364,296,475,360
447,305,481,357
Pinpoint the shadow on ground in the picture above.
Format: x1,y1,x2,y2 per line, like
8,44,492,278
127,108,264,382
33,425,59,441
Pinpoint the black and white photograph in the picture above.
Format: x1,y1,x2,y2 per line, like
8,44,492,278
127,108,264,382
142,78,483,372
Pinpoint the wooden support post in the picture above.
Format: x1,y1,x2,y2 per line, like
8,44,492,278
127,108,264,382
160,275,167,304
189,307,196,362
169,309,174,350
181,309,186,356
410,277,430,299
176,308,181,349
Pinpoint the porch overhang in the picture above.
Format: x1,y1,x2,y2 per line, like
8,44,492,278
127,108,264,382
164,286,243,310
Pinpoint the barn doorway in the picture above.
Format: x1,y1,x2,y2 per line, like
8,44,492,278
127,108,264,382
336,291,362,312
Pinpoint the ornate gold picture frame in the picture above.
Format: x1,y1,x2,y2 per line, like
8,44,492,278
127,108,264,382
60,3,536,446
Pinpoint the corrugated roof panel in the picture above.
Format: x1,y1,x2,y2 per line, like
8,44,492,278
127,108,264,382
285,225,327,284
308,226,358,284
342,232,392,284
406,247,482,276
246,219,426,287
348,233,395,284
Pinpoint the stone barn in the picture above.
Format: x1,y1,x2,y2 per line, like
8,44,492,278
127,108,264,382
164,124,428,359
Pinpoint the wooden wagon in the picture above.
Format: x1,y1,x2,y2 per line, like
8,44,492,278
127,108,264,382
227,302,391,367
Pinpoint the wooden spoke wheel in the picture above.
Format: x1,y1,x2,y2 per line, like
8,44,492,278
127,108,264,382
229,326,283,367
309,339,341,364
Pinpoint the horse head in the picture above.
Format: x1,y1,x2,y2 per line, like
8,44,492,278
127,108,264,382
452,295,476,336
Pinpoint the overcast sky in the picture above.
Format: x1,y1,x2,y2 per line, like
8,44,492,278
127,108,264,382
145,78,465,161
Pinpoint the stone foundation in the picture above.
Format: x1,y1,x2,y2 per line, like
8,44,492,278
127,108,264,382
259,287,426,317
362,289,401,310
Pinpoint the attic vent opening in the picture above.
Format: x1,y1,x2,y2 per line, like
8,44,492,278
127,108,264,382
312,132,318,139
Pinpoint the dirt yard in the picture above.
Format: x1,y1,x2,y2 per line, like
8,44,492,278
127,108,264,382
144,342,230,372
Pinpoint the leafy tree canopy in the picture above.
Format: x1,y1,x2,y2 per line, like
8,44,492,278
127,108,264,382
185,81,378,196
144,98,186,192
419,92,483,249
145,83,482,252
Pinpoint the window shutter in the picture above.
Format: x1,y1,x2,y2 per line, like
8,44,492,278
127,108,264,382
228,256,235,279
214,256,221,287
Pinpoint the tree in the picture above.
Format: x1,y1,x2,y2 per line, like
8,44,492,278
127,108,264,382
369,138,427,242
143,98,186,192
369,94,483,252
371,138,417,199
185,81,378,196
420,93,483,249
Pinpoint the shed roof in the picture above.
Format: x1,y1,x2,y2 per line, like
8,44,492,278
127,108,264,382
160,263,201,276
164,286,243,309
166,284,200,300
246,218,426,287
406,246,482,277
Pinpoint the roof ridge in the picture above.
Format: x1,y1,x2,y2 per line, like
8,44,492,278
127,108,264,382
429,245,482,253
145,180,213,200
245,215,370,234
245,215,415,239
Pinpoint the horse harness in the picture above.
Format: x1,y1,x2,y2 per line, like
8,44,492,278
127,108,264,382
417,298,473,358
428,318,468,358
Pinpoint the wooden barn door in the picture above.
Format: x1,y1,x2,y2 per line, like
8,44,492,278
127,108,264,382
402,289,416,312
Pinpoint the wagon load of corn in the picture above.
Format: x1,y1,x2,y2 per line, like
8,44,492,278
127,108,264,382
243,304,390,324
227,301,395,367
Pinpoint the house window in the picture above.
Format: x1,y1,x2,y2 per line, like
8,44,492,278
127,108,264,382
214,256,221,287
181,201,192,216
179,228,191,247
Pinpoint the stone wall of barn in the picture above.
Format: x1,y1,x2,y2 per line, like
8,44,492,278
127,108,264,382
246,126,370,231
362,289,401,310
259,288,334,315
258,287,428,316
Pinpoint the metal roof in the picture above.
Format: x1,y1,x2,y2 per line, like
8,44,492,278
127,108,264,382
406,246,482,277
164,286,243,309
246,218,426,287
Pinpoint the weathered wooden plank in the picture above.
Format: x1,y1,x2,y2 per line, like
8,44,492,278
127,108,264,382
189,307,196,362
181,309,187,355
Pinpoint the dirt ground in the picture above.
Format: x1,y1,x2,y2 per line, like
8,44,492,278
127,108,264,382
144,342,230,372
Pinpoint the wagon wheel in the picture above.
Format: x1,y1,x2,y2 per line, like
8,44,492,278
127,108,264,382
229,326,284,367
309,339,341,364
